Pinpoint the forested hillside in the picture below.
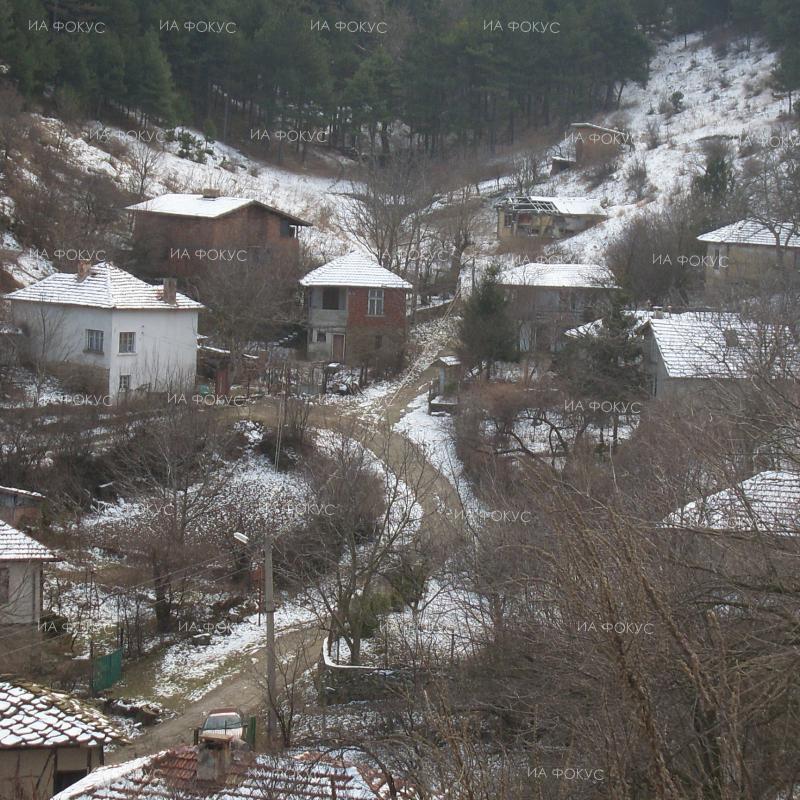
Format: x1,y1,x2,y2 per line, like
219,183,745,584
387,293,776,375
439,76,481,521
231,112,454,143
3,0,799,157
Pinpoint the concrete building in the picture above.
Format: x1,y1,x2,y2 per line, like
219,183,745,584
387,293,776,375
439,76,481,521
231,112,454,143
498,262,616,352
494,195,607,240
637,311,797,400
4,262,203,403
126,190,312,280
0,679,124,799
0,521,56,626
300,252,412,367
697,219,800,286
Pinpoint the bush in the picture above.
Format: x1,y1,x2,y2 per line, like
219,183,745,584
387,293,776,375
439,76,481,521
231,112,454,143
625,157,652,201
585,158,619,189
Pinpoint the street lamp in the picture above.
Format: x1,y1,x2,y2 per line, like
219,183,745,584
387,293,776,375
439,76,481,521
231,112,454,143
233,530,278,748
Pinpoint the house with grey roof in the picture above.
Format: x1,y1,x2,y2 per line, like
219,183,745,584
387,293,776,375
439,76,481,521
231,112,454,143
0,678,125,799
300,252,412,366
498,261,617,352
637,311,797,400
661,470,800,572
4,262,203,403
493,195,607,240
0,520,57,626
697,219,800,286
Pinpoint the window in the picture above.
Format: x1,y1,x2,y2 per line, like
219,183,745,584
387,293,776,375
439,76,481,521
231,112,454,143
374,335,383,350
503,212,514,228
119,332,136,354
322,287,342,310
368,289,384,316
54,771,88,794
280,218,295,238
86,329,104,353
118,374,131,392
0,567,8,604
316,330,327,343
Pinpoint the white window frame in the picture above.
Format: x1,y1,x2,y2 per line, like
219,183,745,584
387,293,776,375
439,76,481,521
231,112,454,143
118,374,131,392
86,329,104,353
118,332,136,354
367,288,384,317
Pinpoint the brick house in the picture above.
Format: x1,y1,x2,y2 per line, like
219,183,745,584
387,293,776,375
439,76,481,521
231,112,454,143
300,252,412,368
0,485,45,528
126,190,312,280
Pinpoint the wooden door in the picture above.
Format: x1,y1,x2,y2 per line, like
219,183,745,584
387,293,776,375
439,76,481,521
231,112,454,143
332,334,345,361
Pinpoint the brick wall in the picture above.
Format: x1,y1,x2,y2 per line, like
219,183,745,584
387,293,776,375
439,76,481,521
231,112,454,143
131,205,300,279
345,287,407,369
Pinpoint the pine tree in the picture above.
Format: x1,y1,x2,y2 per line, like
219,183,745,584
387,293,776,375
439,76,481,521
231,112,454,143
458,266,517,379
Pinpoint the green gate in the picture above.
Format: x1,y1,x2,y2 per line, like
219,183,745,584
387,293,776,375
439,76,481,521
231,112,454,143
92,647,122,693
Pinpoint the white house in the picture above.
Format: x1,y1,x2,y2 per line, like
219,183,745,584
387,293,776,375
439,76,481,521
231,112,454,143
0,520,57,626
3,262,203,402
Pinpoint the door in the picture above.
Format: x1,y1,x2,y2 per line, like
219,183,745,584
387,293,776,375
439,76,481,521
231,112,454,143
332,334,345,361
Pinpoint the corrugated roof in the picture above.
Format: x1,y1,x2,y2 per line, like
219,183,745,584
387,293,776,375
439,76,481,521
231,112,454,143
0,521,56,561
4,263,204,311
0,680,125,749
494,195,607,216
300,252,412,289
498,262,616,289
126,194,312,226
663,470,800,534
54,747,402,799
697,219,800,248
641,312,797,379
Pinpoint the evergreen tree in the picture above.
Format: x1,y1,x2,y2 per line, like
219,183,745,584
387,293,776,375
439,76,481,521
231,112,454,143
458,266,517,379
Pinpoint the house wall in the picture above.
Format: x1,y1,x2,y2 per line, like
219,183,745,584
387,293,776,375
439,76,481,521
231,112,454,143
305,286,408,365
497,210,604,240
108,308,198,399
0,493,43,528
0,560,43,624
508,286,606,352
704,241,800,285
0,746,102,800
9,302,198,402
570,125,624,164
131,206,300,279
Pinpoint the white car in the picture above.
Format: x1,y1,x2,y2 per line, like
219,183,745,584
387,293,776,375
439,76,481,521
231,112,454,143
200,708,245,741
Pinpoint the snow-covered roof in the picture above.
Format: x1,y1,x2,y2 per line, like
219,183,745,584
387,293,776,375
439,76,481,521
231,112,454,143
0,322,23,335
435,356,461,367
494,195,607,216
0,680,124,749
662,471,800,534
126,193,312,226
569,122,625,134
0,484,44,499
697,219,800,249
0,521,56,561
498,262,616,289
300,252,412,289
640,312,796,379
564,309,658,339
4,263,204,311
54,747,398,799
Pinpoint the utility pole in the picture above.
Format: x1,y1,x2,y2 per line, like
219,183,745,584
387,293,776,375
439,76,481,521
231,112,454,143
235,530,279,749
264,531,278,748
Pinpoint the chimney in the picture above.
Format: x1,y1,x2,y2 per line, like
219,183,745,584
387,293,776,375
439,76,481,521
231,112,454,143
196,735,232,782
77,261,92,282
162,278,177,305
652,306,664,319
202,187,221,199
